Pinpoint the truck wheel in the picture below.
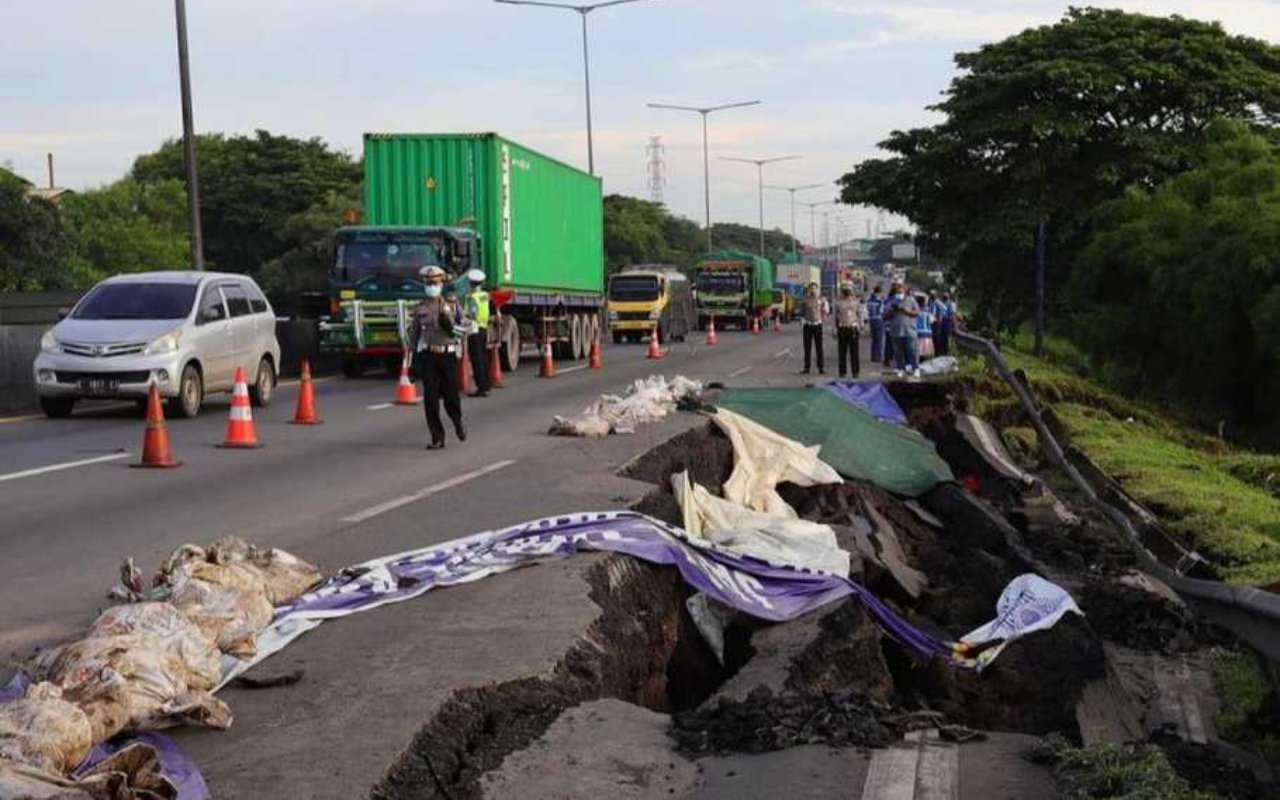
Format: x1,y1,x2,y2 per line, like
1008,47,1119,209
342,358,364,379
612,331,623,345
40,397,75,418
571,314,585,360
499,316,520,372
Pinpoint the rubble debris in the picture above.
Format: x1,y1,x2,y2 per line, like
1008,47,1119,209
549,375,703,437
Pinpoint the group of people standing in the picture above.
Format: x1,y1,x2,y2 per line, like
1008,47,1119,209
798,280,958,380
406,265,495,450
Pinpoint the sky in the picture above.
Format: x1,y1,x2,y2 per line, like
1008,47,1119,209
2,0,1278,245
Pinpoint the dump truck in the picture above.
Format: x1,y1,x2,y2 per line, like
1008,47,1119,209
320,133,604,375
693,251,775,330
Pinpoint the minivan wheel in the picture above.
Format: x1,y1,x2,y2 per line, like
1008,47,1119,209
40,397,75,418
249,358,275,407
168,364,203,419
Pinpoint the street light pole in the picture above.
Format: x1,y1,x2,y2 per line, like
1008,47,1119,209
647,100,760,253
803,200,837,257
173,0,203,270
765,183,825,258
720,155,800,258
495,0,649,175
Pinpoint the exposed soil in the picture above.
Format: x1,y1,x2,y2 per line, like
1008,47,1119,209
620,423,735,491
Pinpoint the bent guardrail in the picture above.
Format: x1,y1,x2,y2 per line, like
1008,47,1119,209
953,330,1280,662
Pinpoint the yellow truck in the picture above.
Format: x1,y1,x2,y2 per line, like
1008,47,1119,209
607,266,695,344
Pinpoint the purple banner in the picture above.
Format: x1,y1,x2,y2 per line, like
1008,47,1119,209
820,381,908,425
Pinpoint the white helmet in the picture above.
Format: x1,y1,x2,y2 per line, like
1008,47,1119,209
419,265,446,279
467,269,486,284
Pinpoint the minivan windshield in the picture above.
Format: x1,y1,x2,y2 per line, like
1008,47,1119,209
609,275,661,302
72,283,198,320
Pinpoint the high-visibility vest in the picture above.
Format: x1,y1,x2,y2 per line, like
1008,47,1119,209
470,289,491,329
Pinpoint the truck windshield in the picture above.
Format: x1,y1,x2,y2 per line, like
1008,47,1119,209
338,240,442,283
73,283,197,320
697,273,745,294
609,275,661,302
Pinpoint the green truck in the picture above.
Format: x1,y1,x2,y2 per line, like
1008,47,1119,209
320,133,605,374
693,251,776,330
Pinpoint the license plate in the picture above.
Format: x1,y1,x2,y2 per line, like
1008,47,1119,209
80,378,119,396
371,331,401,343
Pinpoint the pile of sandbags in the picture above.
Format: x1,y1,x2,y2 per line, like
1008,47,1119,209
1,537,322,795
550,375,704,437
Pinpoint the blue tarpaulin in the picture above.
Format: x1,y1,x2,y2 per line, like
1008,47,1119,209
820,381,908,425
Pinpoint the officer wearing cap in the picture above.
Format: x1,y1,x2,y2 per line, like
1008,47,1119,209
465,269,492,397
406,266,465,449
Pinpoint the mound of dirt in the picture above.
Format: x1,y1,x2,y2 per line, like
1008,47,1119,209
620,423,735,491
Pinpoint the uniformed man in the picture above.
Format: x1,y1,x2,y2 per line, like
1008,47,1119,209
407,266,465,449
466,269,491,397
800,281,826,375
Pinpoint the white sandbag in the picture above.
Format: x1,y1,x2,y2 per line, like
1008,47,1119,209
673,471,850,575
550,375,703,436
710,407,842,516
0,682,93,775
917,356,958,376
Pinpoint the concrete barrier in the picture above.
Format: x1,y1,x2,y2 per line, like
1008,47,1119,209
0,325,43,413
0,321,338,414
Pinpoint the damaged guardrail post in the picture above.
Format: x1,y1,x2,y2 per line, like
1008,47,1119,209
953,330,1280,662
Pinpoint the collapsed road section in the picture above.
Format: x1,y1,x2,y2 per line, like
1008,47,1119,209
2,371,1277,799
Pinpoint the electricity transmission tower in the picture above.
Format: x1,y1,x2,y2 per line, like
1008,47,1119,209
645,136,666,205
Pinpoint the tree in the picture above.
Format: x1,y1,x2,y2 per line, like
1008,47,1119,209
603,195,677,273
131,130,361,276
840,8,1280,345
707,222,798,264
0,173,73,292
1066,120,1280,424
60,178,190,286
258,188,362,294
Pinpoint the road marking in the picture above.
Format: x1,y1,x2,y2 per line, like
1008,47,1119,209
558,364,589,375
0,414,42,424
341,459,517,524
278,375,339,388
772,347,792,359
729,366,752,377
366,403,394,411
0,452,131,484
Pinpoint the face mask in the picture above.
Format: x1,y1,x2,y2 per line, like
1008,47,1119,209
425,284,442,298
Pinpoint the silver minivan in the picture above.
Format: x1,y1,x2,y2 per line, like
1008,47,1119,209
33,271,281,419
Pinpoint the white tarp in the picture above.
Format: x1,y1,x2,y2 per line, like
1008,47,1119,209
960,573,1084,671
672,471,850,576
550,375,703,437
710,407,842,517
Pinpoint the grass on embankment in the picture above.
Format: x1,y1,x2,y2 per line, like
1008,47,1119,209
951,339,1280,587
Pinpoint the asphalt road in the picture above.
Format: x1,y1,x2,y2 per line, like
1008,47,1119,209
0,329,843,654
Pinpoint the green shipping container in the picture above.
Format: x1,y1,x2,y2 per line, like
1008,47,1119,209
363,133,604,296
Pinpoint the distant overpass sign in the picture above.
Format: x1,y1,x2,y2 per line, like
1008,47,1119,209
891,243,917,260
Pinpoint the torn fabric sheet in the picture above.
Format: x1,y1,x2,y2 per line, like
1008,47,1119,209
672,471,850,576
819,382,908,425
709,407,842,516
960,573,1085,671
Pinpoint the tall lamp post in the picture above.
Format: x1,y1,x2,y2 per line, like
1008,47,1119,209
495,0,650,175
647,100,760,253
719,155,800,258
802,200,837,256
173,0,203,270
765,183,826,258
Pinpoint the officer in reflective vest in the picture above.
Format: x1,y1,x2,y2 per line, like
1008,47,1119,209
466,269,491,397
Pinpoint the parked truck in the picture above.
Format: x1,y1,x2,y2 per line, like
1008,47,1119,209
320,133,604,375
606,266,694,344
693,251,775,330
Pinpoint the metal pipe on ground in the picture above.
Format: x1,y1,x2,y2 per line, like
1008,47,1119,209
952,330,1280,662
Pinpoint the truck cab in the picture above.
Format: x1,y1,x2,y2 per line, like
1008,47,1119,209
319,226,478,376
606,266,693,344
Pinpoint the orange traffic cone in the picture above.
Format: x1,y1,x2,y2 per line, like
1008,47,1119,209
218,366,262,449
487,343,505,389
394,351,421,405
289,360,322,425
132,383,180,468
539,340,557,378
705,316,718,346
588,330,604,370
773,315,782,333
750,315,761,335
458,338,473,395
646,323,665,360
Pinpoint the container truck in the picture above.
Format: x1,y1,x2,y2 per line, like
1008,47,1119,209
320,133,604,375
693,251,775,330
776,262,820,288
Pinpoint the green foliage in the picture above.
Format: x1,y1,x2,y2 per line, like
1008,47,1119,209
0,173,74,292
131,130,361,276
60,178,190,287
1210,646,1279,761
1050,740,1218,800
1066,121,1280,424
602,194,798,275
840,8,1280,334
258,188,362,293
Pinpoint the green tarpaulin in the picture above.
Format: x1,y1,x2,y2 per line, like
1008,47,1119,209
715,387,954,497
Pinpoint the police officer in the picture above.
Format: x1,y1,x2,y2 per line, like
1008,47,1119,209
466,269,491,397
407,266,465,450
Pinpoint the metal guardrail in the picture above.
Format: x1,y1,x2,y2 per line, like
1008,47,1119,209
954,330,1280,662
